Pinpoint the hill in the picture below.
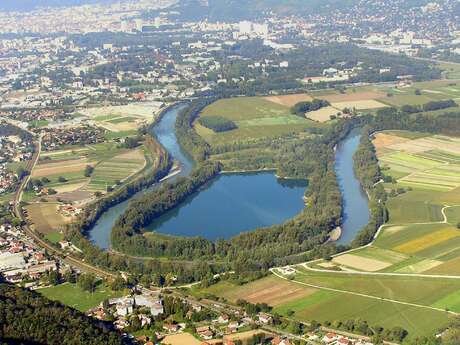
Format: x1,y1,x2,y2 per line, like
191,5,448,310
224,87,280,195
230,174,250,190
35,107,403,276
169,0,436,21
0,0,116,12
0,283,124,345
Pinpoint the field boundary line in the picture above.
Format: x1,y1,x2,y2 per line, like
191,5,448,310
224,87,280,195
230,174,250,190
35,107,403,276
299,262,460,279
295,204,460,278
270,268,458,315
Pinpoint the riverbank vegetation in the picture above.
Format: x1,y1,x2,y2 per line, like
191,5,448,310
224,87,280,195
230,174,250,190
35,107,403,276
108,98,352,274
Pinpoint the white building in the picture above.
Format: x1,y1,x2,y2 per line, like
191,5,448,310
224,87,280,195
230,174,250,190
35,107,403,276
0,252,26,271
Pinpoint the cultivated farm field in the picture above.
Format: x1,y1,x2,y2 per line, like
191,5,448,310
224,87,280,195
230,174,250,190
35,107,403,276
314,131,460,276
27,142,149,237
197,97,317,144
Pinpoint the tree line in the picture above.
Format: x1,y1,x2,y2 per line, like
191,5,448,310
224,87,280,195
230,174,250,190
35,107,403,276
0,282,124,345
290,99,330,116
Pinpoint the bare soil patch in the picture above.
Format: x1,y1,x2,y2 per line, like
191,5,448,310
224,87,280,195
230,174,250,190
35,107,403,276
264,94,313,107
390,136,460,155
241,280,316,306
333,253,392,272
162,333,201,345
373,133,411,150
32,159,94,177
46,190,94,204
26,203,72,234
321,91,385,103
224,330,272,343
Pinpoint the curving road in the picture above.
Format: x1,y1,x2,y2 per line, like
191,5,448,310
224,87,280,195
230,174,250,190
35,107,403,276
270,268,458,316
297,204,460,279
12,134,115,280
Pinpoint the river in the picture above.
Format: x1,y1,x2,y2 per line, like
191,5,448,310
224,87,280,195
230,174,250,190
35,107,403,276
88,104,193,249
88,104,369,248
334,127,371,244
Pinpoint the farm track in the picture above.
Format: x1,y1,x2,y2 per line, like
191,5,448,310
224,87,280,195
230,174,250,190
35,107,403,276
296,205,460,279
270,268,458,316
13,135,115,280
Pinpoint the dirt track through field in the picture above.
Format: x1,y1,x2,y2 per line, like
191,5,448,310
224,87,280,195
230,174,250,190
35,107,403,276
264,94,313,107
321,91,385,102
32,159,94,177
244,283,316,306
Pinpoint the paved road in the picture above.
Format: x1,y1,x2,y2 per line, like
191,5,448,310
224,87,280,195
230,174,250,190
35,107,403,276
12,134,115,280
270,268,457,316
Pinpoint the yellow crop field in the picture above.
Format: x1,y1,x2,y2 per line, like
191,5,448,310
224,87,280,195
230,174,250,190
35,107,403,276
393,228,460,254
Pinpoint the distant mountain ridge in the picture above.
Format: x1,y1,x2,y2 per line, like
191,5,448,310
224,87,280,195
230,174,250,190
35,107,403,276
0,0,117,12
170,0,439,21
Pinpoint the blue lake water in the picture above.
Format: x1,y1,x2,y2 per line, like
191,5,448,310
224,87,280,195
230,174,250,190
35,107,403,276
88,102,369,248
146,172,307,240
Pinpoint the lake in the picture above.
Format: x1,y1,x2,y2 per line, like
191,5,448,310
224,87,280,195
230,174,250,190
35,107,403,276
88,103,369,248
146,172,307,240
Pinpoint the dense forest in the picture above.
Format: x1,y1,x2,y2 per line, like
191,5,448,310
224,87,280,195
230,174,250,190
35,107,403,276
291,99,330,116
0,282,124,345
198,115,238,132
0,122,33,141
351,127,387,247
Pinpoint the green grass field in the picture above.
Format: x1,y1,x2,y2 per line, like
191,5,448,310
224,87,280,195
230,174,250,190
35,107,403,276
38,283,123,312
44,232,64,244
385,191,444,224
194,271,455,340
36,143,147,194
275,287,451,339
197,97,318,145
438,62,460,79
378,79,460,107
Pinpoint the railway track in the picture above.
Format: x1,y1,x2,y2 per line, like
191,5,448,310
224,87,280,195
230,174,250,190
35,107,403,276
12,134,115,280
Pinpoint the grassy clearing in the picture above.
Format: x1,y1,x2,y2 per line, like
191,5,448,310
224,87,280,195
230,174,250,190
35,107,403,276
270,271,454,339
38,283,123,312
198,97,317,144
192,276,316,307
44,232,64,244
385,191,444,224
